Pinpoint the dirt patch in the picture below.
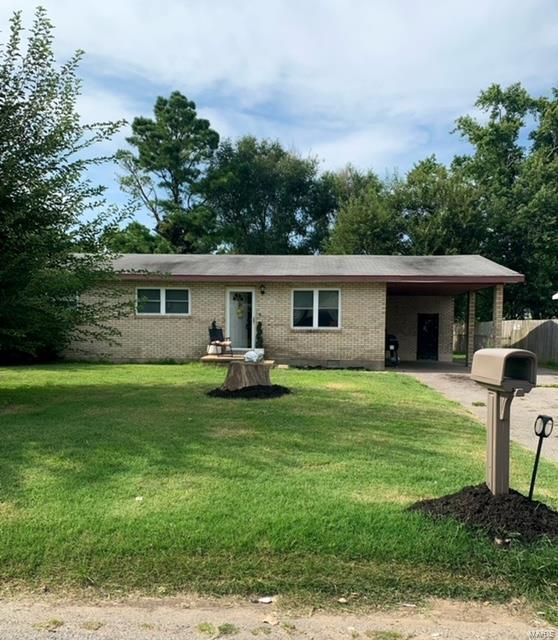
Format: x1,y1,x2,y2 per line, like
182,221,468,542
410,483,558,543
207,385,291,400
0,594,545,640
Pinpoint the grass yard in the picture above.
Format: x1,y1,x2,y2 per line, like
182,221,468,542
0,363,557,619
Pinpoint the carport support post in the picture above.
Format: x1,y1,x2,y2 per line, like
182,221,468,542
486,390,513,495
466,291,476,367
493,284,504,348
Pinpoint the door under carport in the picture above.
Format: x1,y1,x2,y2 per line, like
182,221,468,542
417,313,439,360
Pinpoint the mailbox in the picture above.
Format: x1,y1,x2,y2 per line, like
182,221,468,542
470,348,537,496
471,348,537,392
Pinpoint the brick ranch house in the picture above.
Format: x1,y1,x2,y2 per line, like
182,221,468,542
69,254,523,369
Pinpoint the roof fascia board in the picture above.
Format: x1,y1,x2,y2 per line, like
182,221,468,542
117,273,524,284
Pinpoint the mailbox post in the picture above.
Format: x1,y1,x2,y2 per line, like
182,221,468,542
471,348,537,496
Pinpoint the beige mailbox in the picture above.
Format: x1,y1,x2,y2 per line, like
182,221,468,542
471,348,537,496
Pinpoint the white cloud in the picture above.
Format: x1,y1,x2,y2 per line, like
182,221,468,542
1,0,556,173
198,105,430,171
311,126,430,172
77,88,136,127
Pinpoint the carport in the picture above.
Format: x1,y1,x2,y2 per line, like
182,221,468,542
385,273,523,366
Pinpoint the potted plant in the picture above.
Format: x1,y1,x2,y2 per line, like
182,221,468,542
254,321,264,357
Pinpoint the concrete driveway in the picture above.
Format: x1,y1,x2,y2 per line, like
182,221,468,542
399,362,558,462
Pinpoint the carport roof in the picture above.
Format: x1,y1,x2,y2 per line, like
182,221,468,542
114,254,523,290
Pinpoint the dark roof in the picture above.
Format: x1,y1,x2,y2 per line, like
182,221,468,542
113,254,523,285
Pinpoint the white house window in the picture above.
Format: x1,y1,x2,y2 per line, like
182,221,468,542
137,289,161,314
318,290,339,327
292,289,340,329
293,290,314,327
165,289,189,314
137,288,190,315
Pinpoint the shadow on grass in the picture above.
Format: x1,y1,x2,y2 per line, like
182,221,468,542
0,378,487,505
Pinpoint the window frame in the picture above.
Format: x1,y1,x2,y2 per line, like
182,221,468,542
291,288,341,330
135,287,191,317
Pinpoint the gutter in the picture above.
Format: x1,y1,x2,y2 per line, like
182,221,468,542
117,273,525,284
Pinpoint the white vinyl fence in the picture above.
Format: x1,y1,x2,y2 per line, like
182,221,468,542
454,319,558,364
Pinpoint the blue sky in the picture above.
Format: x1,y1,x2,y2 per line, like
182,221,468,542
2,1,558,227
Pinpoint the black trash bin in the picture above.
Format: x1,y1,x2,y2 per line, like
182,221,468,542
386,334,400,366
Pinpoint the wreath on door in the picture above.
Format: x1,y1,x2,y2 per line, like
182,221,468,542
232,293,246,319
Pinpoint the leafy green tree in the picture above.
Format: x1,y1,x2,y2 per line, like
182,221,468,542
327,182,404,254
205,136,335,253
392,156,484,256
299,170,340,253
454,83,555,318
117,91,219,253
455,83,535,193
511,89,558,317
0,8,129,363
102,221,174,254
326,164,384,206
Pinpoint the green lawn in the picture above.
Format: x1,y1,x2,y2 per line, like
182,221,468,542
0,363,557,618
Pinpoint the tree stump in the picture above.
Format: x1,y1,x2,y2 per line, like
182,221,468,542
221,361,273,392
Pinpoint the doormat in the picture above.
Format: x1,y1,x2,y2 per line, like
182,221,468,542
409,483,558,543
207,384,291,399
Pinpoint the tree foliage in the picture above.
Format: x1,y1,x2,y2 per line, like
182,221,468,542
326,164,384,206
102,221,174,254
454,83,558,317
516,90,558,317
327,179,403,254
117,91,219,253
393,157,484,256
0,8,129,362
204,136,335,253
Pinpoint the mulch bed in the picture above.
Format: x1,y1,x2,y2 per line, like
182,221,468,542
207,384,291,400
409,483,558,543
